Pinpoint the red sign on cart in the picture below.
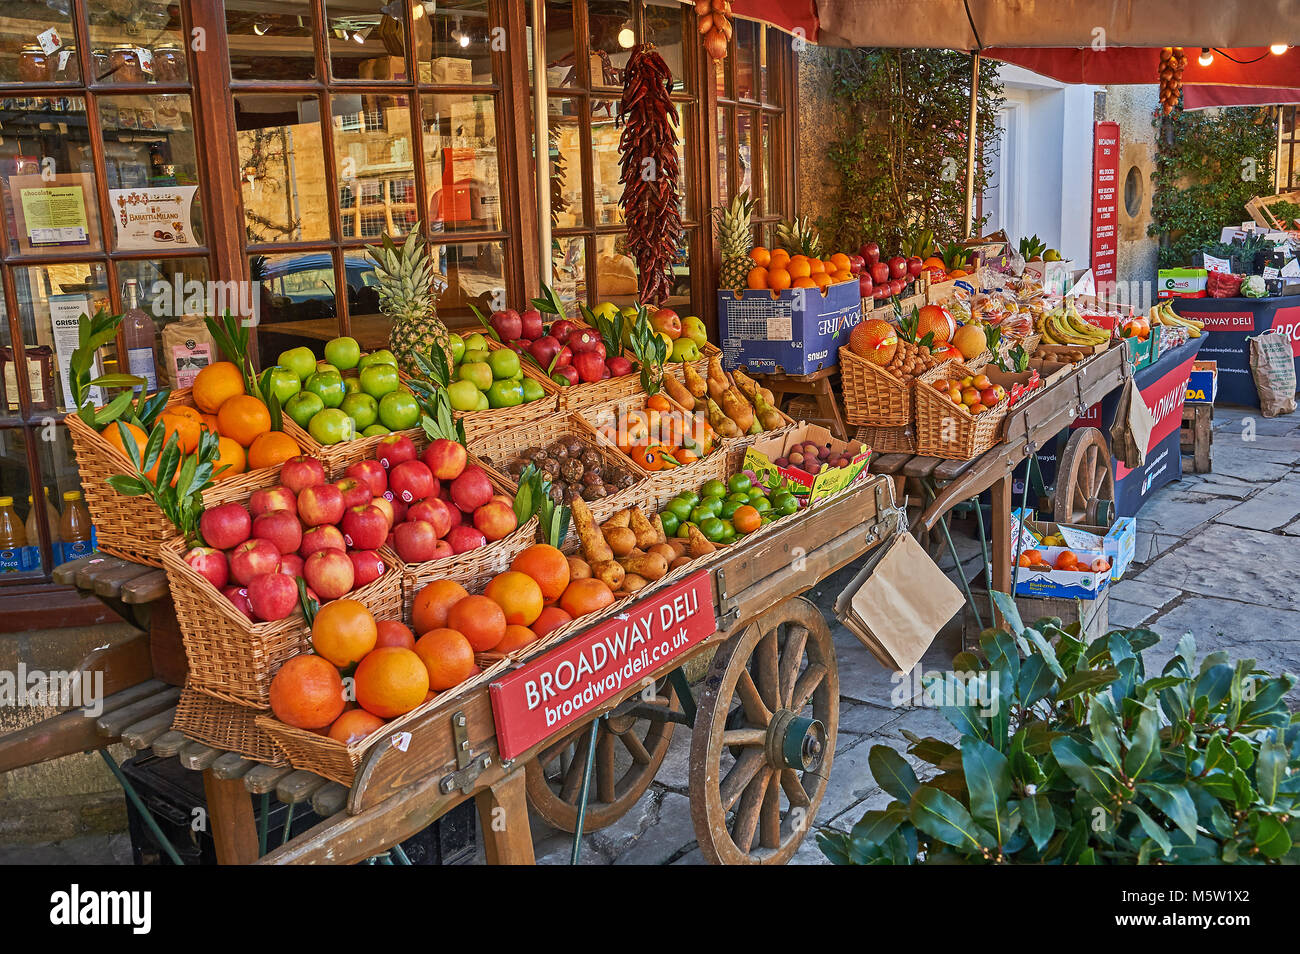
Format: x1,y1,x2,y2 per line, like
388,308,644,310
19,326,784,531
1091,121,1120,289
490,571,716,760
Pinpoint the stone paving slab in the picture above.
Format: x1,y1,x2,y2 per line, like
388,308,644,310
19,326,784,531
1135,523,1298,610
1109,579,1182,609
1107,599,1156,629
1214,477,1300,532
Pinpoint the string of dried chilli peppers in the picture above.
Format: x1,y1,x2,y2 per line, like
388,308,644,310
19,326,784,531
618,44,682,305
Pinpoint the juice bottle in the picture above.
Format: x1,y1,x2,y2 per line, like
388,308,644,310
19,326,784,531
59,490,94,562
0,496,26,572
122,279,159,393
25,488,61,570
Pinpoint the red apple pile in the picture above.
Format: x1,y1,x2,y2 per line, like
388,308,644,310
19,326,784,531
492,306,635,386
857,241,924,303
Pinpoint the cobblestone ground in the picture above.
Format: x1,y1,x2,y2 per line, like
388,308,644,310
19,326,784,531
4,409,1297,866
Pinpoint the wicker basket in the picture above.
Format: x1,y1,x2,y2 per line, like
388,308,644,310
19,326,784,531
65,388,289,566
161,536,404,707
173,685,286,764
913,375,1010,461
855,423,917,455
471,409,642,490
398,512,540,619
839,348,954,426
438,338,566,442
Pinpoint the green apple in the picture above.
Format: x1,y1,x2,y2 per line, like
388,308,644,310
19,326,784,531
378,391,420,430
278,346,318,381
266,365,301,404
462,333,489,353
308,408,356,445
521,378,545,402
359,363,400,399
284,391,324,429
343,377,361,395
458,361,494,391
461,348,490,365
305,368,346,408
473,390,490,411
488,348,521,380
324,335,361,371
362,423,390,437
448,333,465,364
358,349,398,370
340,391,379,429
681,316,708,348
447,379,481,411
487,379,524,409
671,338,701,362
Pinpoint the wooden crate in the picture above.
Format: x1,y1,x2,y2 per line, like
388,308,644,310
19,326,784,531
1181,403,1213,474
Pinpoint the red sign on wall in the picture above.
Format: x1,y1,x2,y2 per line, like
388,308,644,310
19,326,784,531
489,572,716,760
1091,121,1120,289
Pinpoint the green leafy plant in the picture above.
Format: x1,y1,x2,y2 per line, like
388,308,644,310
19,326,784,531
206,309,281,430
819,593,1300,865
582,302,627,362
404,346,468,445
627,307,667,396
68,309,150,426
105,422,222,542
530,283,568,318
513,463,571,547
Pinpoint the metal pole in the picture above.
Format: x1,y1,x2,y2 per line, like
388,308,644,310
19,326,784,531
98,750,185,866
532,0,552,286
965,52,981,238
570,717,601,865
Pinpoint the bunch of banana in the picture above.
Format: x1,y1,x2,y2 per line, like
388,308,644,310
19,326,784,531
1147,300,1203,337
1038,303,1110,347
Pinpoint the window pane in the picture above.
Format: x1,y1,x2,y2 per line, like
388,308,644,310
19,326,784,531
735,18,759,100
118,257,213,391
252,251,343,367
421,93,502,234
0,428,46,576
40,426,95,570
593,234,638,304
325,0,408,80
645,0,689,91
0,96,103,256
235,94,331,243
87,1,187,84
714,56,727,99
99,94,204,248
418,0,495,85
334,94,416,240
591,99,622,226
551,234,586,317
737,110,754,200
436,239,507,324
717,106,731,204
227,0,317,82
9,262,111,414
667,228,693,303
762,114,777,217
0,3,78,85
588,0,635,89
528,0,576,88
546,97,585,227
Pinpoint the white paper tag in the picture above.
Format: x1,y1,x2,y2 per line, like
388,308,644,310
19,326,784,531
37,27,61,55
1282,258,1300,279
1202,253,1231,274
137,47,154,74
1264,265,1282,280
390,731,412,752
1058,525,1105,551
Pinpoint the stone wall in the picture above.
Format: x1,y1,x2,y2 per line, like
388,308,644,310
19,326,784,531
1097,85,1161,300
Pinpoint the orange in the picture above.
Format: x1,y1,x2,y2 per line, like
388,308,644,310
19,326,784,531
746,266,769,290
749,247,771,267
922,256,946,271
269,655,345,730
247,430,299,470
354,646,429,719
533,606,574,639
733,504,761,534
193,361,246,414
812,272,831,289
830,252,851,271
511,544,570,601
170,405,202,422
374,619,416,650
484,571,544,627
217,394,272,447
948,268,968,279
311,598,378,668
414,628,476,691
767,267,792,291
102,420,159,482
787,256,811,279
807,258,826,275
412,579,469,635
559,578,616,619
1054,550,1079,571
447,594,507,651
327,708,385,745
645,394,671,413
792,276,817,288
158,411,200,455
1022,549,1044,565
768,249,790,268
830,269,852,283
199,413,220,434
213,436,246,481
496,624,538,654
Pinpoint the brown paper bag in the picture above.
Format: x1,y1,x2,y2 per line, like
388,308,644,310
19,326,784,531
1249,330,1297,417
1108,378,1153,469
834,532,966,673
160,314,215,389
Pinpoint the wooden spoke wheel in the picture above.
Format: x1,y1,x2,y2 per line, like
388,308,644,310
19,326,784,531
524,682,678,832
689,597,838,865
1054,427,1115,525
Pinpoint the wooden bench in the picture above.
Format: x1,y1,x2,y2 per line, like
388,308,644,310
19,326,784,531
1181,403,1212,474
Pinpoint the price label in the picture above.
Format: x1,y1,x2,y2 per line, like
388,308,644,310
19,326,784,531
36,27,61,55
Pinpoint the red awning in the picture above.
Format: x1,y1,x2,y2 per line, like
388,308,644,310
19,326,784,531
1183,85,1300,109
988,46,1300,87
730,0,819,39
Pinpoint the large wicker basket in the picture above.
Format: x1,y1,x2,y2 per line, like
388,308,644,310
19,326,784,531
838,348,954,427
161,536,404,707
855,423,917,455
913,372,1010,461
65,387,290,566
172,685,286,764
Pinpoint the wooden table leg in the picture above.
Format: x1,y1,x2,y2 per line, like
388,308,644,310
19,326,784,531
990,474,1012,600
814,378,849,440
203,769,260,865
475,764,535,865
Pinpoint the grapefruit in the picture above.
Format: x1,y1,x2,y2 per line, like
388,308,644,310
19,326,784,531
916,304,956,343
848,318,899,366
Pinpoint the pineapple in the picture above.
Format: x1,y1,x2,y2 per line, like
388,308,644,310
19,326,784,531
775,217,823,259
714,191,755,290
365,224,448,374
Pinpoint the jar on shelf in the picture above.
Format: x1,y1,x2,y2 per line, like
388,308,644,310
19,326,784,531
49,46,80,83
107,44,145,84
18,46,50,83
90,48,110,82
152,43,184,83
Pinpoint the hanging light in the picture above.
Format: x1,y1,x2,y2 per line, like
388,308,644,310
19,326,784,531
1271,43,1289,55
618,25,635,49
1198,47,1214,66
458,32,471,48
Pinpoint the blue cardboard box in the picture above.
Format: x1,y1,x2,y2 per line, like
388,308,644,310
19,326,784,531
1185,360,1218,404
1013,545,1111,600
718,278,862,375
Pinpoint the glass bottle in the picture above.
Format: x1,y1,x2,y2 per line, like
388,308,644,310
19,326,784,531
0,496,26,573
122,279,159,393
59,490,94,562
24,489,59,570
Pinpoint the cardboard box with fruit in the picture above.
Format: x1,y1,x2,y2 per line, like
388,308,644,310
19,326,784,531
1012,544,1111,600
743,424,871,505
1012,509,1136,584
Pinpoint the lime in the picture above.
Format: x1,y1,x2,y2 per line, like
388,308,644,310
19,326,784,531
747,487,767,502
700,479,726,499
362,423,390,437
720,499,742,520
773,492,799,516
676,522,693,539
665,497,693,523
751,496,773,515
659,511,680,537
727,473,752,494
699,517,726,542
678,491,700,509
726,491,749,504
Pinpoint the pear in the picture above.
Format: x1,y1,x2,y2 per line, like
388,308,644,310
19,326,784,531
753,391,785,431
721,386,755,431
683,361,708,398
707,398,740,438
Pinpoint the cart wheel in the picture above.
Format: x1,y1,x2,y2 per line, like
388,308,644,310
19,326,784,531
524,681,677,832
1054,427,1115,525
689,597,838,865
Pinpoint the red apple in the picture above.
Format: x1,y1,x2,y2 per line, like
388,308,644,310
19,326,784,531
869,261,890,285
384,493,408,524
489,308,522,341
200,502,251,551
848,254,865,275
567,327,602,353
370,496,395,528
376,434,417,470
279,553,304,578
393,520,439,563
230,538,281,586
249,485,297,518
303,548,355,601
550,319,577,343
342,504,388,550
408,498,454,539
907,255,924,278
607,355,634,377
649,308,682,339
348,548,387,588
473,500,519,541
446,524,486,555
222,585,253,621
389,460,436,504
979,387,999,407
334,476,373,510
519,308,544,340
860,242,881,265
431,539,454,560
889,278,905,296
421,438,468,481
299,525,346,558
857,274,874,299
252,509,302,556
297,483,345,527
450,466,494,513
247,571,299,622
552,365,579,386
528,335,563,371
183,546,228,590
280,456,326,494
887,255,908,280
573,350,606,383
344,459,388,498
